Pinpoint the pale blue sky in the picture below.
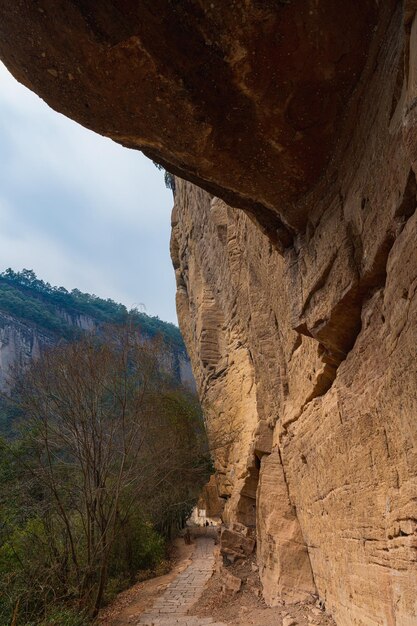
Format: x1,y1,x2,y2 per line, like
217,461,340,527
0,63,177,323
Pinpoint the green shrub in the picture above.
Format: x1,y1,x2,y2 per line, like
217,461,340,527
36,607,89,626
109,514,166,582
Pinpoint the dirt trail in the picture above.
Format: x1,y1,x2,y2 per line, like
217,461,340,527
137,537,225,626
97,538,196,626
98,535,335,626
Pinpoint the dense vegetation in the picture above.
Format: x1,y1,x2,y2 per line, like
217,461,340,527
0,326,210,625
0,268,185,352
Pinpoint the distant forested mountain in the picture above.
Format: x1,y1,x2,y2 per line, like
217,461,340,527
0,268,194,396
0,268,184,346
0,283,208,626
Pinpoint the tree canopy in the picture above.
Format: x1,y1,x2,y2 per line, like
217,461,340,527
0,269,185,353
0,326,210,624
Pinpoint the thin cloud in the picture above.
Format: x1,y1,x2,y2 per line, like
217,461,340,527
0,63,177,322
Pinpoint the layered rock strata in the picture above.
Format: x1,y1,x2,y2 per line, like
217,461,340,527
171,30,417,610
172,168,417,623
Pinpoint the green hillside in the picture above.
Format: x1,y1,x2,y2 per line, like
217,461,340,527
0,268,185,353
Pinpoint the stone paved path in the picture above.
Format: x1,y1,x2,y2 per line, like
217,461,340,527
137,537,226,626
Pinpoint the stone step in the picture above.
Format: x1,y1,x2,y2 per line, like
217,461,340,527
136,538,220,626
137,616,226,625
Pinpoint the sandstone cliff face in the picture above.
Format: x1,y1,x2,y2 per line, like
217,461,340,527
171,171,417,623
170,9,417,615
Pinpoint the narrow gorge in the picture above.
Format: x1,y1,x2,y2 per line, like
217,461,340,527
1,2,417,624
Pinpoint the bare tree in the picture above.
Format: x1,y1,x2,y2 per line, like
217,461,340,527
3,324,210,618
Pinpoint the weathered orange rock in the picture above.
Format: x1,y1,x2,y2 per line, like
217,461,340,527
220,526,255,564
0,0,393,248
220,569,242,596
171,18,417,609
257,451,316,605
198,474,224,519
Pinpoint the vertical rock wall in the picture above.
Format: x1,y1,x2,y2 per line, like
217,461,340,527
0,313,53,391
171,8,417,622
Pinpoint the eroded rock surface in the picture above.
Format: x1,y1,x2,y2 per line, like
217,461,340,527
171,7,417,615
257,451,315,605
0,0,391,248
